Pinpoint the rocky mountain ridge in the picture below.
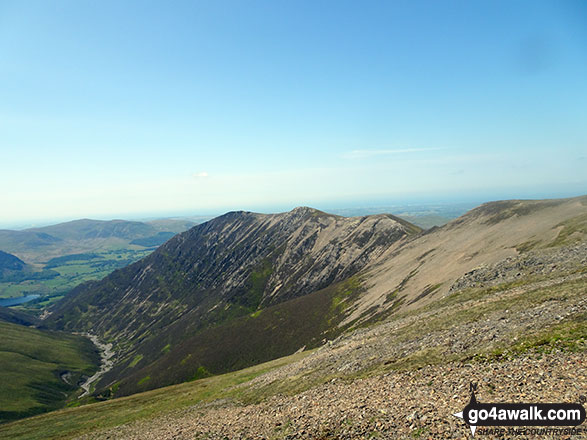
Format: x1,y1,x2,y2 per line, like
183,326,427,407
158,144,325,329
45,207,419,395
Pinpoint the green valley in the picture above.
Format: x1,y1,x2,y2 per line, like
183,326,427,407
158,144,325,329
0,218,199,307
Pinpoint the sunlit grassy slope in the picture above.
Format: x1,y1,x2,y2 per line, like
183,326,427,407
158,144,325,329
0,351,311,440
0,322,99,424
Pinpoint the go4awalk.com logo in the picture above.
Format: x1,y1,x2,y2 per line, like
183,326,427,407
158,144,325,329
453,383,586,436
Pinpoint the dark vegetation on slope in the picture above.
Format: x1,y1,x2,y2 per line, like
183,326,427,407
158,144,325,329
0,307,40,326
0,250,26,271
107,277,363,397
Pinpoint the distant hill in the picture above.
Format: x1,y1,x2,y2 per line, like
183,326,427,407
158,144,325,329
28,219,157,241
0,250,58,283
0,218,199,302
0,250,30,282
130,231,176,247
0,230,62,255
0,250,26,272
0,218,197,264
147,219,198,234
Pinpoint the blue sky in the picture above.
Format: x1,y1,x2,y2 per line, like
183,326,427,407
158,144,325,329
1,0,586,225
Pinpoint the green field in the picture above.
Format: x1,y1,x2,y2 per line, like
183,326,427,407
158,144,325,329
0,248,153,305
0,321,99,424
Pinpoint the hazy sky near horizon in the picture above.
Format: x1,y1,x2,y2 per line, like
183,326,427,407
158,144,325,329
1,0,586,225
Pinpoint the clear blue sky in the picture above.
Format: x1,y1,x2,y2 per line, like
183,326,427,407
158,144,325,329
1,0,586,225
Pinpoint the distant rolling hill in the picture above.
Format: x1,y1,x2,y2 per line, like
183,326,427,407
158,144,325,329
147,219,204,234
0,250,26,272
27,219,156,241
0,218,197,302
0,218,197,264
0,250,57,283
130,231,176,247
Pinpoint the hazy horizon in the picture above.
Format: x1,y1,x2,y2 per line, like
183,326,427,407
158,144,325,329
2,190,585,231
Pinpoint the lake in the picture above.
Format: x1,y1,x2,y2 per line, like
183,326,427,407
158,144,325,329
0,295,40,307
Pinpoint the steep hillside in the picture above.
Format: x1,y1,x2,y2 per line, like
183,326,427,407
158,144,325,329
1,196,585,437
2,243,584,439
45,208,419,395
39,197,587,399
343,195,587,325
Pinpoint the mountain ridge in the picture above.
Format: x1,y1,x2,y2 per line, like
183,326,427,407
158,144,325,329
341,195,587,325
44,207,420,395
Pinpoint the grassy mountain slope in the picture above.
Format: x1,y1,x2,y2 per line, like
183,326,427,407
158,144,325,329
106,276,363,397
0,321,99,424
343,195,587,325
